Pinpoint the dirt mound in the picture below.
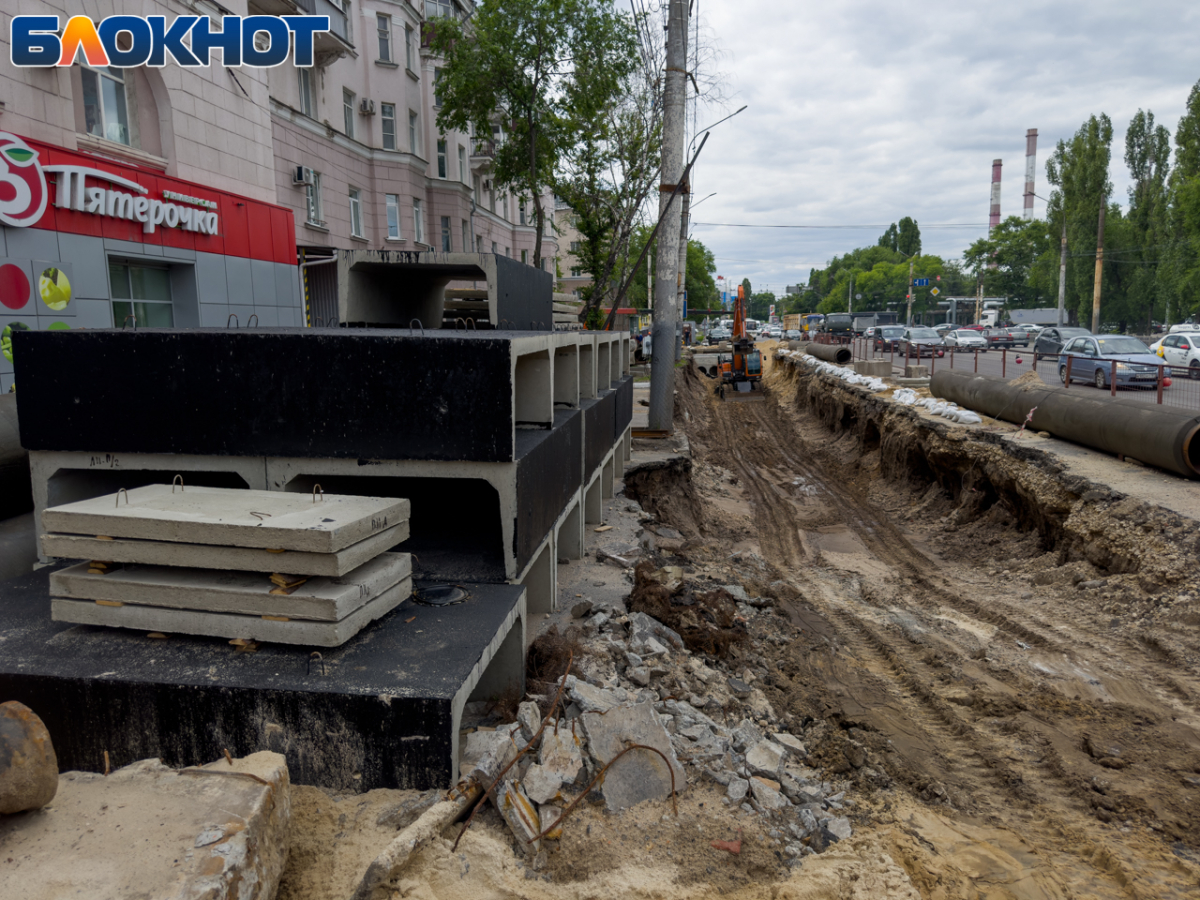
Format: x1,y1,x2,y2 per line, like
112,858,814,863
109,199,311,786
628,561,747,657
623,456,708,539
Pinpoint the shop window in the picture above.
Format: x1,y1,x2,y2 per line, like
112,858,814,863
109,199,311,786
298,68,314,117
386,194,401,239
349,188,363,238
381,103,396,150
81,66,130,146
110,263,172,327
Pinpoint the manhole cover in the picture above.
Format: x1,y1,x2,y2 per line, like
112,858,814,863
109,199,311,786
414,584,469,607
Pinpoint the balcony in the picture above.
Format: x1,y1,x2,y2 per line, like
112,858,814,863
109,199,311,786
249,0,356,64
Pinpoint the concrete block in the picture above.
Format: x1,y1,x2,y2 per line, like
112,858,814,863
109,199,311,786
42,524,408,577
51,552,411,621
43,484,409,553
904,365,929,378
580,702,686,811
854,359,890,377
745,738,786,778
0,752,289,900
52,576,413,647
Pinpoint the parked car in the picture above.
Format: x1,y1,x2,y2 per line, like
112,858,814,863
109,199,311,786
980,327,1017,348
708,326,731,344
898,326,945,358
1007,325,1037,346
934,323,954,337
1150,331,1200,378
873,325,905,351
943,329,988,351
1169,319,1198,333
1057,335,1164,389
1034,326,1090,358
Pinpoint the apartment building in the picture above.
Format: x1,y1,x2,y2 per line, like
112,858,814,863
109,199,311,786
554,199,592,299
261,0,558,323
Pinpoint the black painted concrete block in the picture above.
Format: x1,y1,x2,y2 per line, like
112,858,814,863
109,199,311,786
515,409,581,571
583,390,616,477
614,375,633,443
14,329,520,462
0,568,523,791
494,255,553,329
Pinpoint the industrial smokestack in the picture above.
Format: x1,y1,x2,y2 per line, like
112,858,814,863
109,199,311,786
990,159,1002,231
1023,129,1038,220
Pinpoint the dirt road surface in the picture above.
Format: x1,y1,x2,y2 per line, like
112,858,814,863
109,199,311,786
670,362,1200,899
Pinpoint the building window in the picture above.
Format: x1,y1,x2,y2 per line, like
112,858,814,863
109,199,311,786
377,14,392,62
413,198,425,244
381,103,396,150
462,220,470,254
343,89,355,139
81,66,130,145
404,25,414,70
305,172,323,225
570,241,580,252
349,188,363,238
521,249,528,264
441,216,452,252
110,263,172,326
386,194,401,239
571,267,583,278
476,235,484,252
433,67,444,107
458,145,466,183
492,241,498,254
504,246,510,257
426,0,454,18
409,111,418,153
473,175,481,200
519,200,527,225
297,68,314,117
437,139,448,178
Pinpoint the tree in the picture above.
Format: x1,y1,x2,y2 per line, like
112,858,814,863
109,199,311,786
616,225,717,312
877,223,898,251
962,216,1055,306
749,291,775,321
876,218,920,256
1120,110,1172,330
430,0,636,267
1045,113,1114,324
741,278,752,303
1162,80,1200,323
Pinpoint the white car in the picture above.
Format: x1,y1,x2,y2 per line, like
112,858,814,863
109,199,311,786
1169,320,1198,333
942,329,988,350
1150,331,1200,377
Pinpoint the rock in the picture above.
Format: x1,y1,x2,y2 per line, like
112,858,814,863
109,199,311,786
808,826,839,852
826,816,852,840
537,803,564,840
628,667,651,687
745,739,786,778
539,723,586,786
522,764,563,804
640,636,670,658
750,776,789,810
496,779,542,854
722,585,749,602
567,677,622,714
628,612,684,653
731,719,763,753
461,729,519,787
571,600,593,618
0,701,58,814
517,701,543,744
799,808,819,833
727,776,750,802
770,732,808,759
727,677,752,698
581,703,686,811
624,651,645,669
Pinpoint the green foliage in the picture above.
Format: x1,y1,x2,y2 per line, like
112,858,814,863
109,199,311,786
749,291,775,321
741,277,752,302
812,252,947,317
963,216,1055,306
1162,80,1200,322
615,224,718,314
876,218,921,256
429,0,637,266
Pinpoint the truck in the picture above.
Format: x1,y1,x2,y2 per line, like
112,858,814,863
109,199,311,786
852,311,898,335
1008,307,1062,326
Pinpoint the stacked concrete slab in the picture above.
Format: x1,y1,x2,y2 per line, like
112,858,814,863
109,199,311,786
42,484,412,647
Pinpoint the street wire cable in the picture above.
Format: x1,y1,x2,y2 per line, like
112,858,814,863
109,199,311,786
693,222,991,229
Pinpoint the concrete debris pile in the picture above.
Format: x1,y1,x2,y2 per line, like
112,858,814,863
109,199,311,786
42,484,413,646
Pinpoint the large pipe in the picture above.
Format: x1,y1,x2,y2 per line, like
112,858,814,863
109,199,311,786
1023,129,1038,220
930,371,1200,479
990,159,1003,231
806,343,852,365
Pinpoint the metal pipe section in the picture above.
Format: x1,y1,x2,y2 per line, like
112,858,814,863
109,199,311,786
1023,129,1038,220
930,371,1200,479
990,159,1003,231
806,343,852,365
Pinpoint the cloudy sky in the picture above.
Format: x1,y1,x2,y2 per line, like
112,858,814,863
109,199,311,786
682,0,1200,297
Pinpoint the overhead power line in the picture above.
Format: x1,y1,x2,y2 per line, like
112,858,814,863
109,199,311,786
693,222,991,229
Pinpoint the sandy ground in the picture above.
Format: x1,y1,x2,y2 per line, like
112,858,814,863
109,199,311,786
278,359,1200,900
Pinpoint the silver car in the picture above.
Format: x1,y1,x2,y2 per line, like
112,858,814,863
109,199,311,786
943,329,988,351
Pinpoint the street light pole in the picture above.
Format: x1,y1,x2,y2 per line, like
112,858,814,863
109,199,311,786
905,259,915,325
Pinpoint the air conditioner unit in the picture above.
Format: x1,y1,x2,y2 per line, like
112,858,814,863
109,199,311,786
292,166,315,186
359,98,376,115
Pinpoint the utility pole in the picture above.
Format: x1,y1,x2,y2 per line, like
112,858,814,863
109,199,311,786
1091,196,1106,334
905,260,915,325
676,180,690,360
847,276,853,314
648,0,687,432
975,279,983,325
1056,217,1067,327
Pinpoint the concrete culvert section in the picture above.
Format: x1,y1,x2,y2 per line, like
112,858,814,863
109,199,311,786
805,343,852,365
931,370,1200,478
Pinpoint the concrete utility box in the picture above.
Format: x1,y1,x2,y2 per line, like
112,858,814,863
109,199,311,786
905,365,930,378
854,360,890,378
336,250,552,330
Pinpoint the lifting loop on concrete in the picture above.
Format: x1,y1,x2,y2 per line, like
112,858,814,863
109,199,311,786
454,317,468,330
122,315,136,330
115,488,128,507
247,314,259,328
227,313,239,328
249,511,271,521
172,474,184,494
408,318,424,334
308,651,326,676
312,484,324,504
466,317,477,330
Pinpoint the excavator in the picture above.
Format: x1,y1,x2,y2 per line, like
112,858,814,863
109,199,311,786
716,285,764,400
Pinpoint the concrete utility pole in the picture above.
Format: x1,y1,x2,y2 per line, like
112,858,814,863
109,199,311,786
847,276,853,313
648,0,688,432
1091,197,1106,334
1056,217,1067,327
905,260,915,325
677,181,690,360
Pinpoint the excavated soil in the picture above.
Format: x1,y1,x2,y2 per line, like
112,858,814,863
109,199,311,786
663,360,1200,899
